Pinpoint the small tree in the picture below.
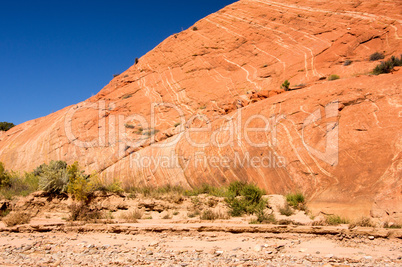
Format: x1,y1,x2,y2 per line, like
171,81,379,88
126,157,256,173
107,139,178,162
67,162,93,202
0,122,15,132
281,80,290,91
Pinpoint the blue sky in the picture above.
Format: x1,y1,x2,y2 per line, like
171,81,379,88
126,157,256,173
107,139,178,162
0,0,236,125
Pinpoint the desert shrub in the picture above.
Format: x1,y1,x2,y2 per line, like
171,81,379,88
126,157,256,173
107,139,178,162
69,202,104,222
325,215,350,225
328,74,340,81
135,58,139,64
279,203,294,216
192,26,198,31
2,212,31,227
0,172,39,199
225,183,266,216
200,210,217,220
91,177,124,195
67,162,93,202
120,209,143,222
286,193,305,210
33,163,47,176
0,122,15,132
0,162,11,188
21,172,39,194
343,59,352,66
281,80,290,91
38,161,69,194
349,217,374,228
250,210,276,224
369,52,385,61
113,74,120,78
227,181,246,198
372,55,402,75
200,209,229,220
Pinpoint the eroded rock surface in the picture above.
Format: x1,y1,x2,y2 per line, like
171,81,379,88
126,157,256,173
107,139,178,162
0,0,401,220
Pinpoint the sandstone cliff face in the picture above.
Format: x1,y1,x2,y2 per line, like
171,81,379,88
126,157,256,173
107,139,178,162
0,0,401,220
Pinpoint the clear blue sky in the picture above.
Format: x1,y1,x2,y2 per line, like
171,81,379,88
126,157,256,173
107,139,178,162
0,0,236,125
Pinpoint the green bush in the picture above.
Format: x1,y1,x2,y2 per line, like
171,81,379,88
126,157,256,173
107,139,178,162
369,52,385,61
281,80,290,91
0,162,39,199
225,182,266,216
372,55,402,75
38,161,69,194
0,122,15,132
227,181,247,198
286,193,305,210
328,74,340,81
0,172,39,199
0,162,11,188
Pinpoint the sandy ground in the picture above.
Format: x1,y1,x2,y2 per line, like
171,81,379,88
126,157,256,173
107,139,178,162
1,193,401,266
0,230,401,266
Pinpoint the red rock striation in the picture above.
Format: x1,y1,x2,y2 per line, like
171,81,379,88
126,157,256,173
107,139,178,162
0,0,401,220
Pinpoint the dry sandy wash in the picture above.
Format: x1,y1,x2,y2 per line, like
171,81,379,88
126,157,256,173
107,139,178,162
0,192,402,266
0,0,401,221
0,231,401,266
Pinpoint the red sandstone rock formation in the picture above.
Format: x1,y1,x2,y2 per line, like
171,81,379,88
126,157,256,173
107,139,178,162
0,0,401,220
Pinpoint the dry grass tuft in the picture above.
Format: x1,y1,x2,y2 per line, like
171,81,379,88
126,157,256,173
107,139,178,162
119,209,143,223
200,209,230,220
279,203,294,216
349,217,374,229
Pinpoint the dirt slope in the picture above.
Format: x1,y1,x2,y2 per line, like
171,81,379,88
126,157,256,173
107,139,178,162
0,0,401,220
